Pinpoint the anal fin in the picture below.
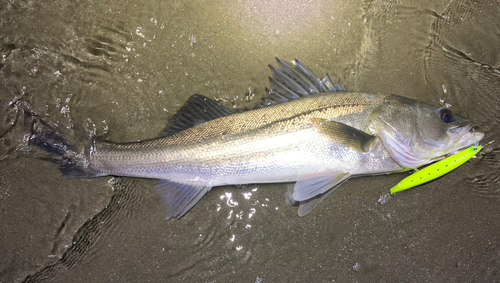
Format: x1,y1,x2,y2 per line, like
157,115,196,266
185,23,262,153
155,180,212,219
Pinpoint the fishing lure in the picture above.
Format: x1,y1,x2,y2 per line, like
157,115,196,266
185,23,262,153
390,145,482,194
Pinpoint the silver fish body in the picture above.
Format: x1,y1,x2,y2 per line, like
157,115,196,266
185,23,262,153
37,58,484,219
89,92,401,184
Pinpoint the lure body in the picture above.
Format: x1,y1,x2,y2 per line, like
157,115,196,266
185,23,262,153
390,146,482,194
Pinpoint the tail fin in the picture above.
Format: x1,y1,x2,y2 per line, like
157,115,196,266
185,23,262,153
25,105,98,179
32,126,76,155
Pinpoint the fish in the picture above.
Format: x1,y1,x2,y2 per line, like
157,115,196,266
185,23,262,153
31,58,484,219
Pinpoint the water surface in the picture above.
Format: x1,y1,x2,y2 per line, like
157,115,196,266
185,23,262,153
1,0,500,282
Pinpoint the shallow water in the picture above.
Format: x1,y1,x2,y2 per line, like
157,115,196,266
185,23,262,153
1,0,500,282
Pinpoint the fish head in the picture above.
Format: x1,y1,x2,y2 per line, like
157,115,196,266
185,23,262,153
369,94,484,168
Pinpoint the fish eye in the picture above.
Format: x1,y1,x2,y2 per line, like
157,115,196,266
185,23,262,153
438,108,453,123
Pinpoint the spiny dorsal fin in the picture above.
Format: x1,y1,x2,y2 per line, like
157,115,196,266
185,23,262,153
159,94,234,138
261,58,347,106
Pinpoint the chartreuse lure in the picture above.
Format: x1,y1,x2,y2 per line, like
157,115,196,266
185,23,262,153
390,145,482,194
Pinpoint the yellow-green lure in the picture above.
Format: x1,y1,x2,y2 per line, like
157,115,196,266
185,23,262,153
390,145,482,194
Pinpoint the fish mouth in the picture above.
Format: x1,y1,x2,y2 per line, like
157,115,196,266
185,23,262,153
423,124,483,166
447,121,474,141
447,123,472,142
444,122,484,156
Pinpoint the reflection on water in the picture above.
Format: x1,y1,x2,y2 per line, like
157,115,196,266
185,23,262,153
1,0,500,282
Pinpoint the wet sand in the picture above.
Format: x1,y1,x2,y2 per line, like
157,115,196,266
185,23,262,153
1,0,500,282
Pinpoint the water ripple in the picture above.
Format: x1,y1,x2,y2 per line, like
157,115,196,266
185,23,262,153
468,148,500,198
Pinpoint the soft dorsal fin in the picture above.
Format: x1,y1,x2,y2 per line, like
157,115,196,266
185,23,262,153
261,58,347,106
158,94,234,138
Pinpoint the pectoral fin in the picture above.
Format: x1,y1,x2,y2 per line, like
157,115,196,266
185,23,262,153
314,119,376,153
292,172,351,217
155,180,212,219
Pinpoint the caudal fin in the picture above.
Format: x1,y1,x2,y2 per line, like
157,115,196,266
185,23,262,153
32,130,76,156
25,106,98,179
